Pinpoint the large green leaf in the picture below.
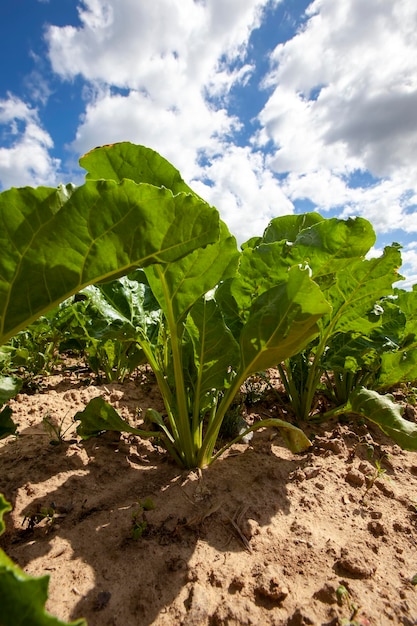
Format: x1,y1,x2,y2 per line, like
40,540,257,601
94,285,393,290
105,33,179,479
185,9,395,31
228,242,290,323
0,406,17,440
393,288,417,347
0,377,22,439
75,396,156,440
83,275,160,343
368,299,406,349
321,297,408,376
0,185,72,329
373,290,417,389
257,216,400,337
261,216,376,282
144,221,239,324
0,495,87,626
0,179,219,345
378,349,417,389
262,212,324,244
239,266,331,376
349,387,417,450
86,280,141,327
80,142,196,196
291,217,376,277
0,376,22,404
328,245,403,335
214,278,243,341
186,296,240,401
321,332,379,374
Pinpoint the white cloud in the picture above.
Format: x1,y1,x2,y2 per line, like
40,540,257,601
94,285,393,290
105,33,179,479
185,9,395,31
0,95,34,124
46,0,275,98
257,0,417,235
282,170,417,234
191,145,294,242
24,70,52,106
40,0,417,257
399,244,417,289
0,94,60,189
45,0,284,240
71,86,239,182
45,0,278,163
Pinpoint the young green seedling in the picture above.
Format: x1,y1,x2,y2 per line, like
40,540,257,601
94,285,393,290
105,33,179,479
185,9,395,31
22,505,56,531
43,411,76,445
361,459,387,504
130,498,155,540
336,585,370,626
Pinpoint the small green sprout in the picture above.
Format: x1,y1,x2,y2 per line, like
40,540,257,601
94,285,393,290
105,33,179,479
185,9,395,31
361,459,387,504
337,584,370,626
23,505,56,530
131,498,156,540
42,411,75,445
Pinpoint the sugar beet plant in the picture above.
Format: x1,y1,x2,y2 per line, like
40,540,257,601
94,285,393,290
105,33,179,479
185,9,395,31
73,144,331,467
0,142,325,467
1,142,417,463
250,213,403,419
0,144,221,442
244,214,417,449
72,176,417,460
73,253,329,467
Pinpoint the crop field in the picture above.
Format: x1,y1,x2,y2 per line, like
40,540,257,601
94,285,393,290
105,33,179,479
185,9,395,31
0,143,416,625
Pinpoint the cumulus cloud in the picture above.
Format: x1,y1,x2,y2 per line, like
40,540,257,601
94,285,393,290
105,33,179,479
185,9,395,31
0,94,60,189
191,145,294,242
281,170,417,234
257,0,417,236
38,0,417,252
44,0,284,239
399,244,417,289
47,0,274,91
70,86,239,182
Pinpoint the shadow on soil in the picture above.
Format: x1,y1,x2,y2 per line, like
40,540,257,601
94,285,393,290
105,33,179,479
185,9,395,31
0,428,305,626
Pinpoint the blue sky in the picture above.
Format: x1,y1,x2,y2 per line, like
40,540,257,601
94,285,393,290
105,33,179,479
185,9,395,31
1,0,417,286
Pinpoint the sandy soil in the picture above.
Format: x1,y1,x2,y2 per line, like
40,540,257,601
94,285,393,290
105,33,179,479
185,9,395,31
1,364,417,626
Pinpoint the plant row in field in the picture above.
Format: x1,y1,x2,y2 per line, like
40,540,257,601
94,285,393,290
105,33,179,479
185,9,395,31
1,142,417,469
1,141,417,625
